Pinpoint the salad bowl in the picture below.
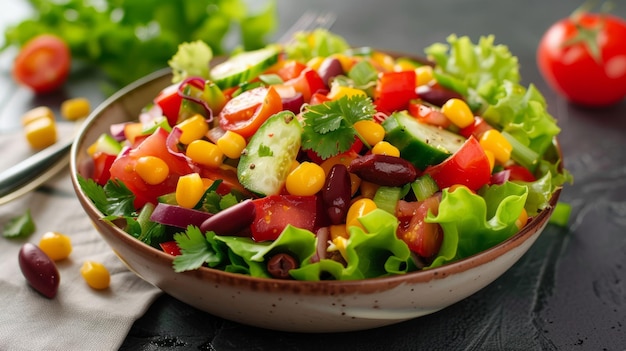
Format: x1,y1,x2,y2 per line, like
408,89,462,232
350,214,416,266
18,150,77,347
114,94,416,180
70,46,563,332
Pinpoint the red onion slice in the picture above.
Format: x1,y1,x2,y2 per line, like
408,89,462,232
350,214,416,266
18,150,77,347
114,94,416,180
150,202,213,229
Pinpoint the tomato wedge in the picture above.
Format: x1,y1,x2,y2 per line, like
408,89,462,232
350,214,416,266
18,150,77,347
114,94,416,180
12,34,71,94
250,195,320,242
396,195,443,258
154,84,183,126
218,86,282,138
424,136,491,191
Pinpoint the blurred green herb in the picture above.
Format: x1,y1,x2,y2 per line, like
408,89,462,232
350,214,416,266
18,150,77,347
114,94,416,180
2,209,36,238
2,0,277,89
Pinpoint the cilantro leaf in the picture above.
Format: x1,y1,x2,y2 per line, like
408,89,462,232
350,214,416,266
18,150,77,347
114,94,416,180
2,209,36,238
173,226,224,272
77,176,136,217
258,144,274,157
301,95,376,159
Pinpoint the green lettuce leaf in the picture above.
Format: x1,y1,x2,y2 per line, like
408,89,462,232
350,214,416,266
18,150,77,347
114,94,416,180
284,28,350,63
291,209,414,281
426,183,528,268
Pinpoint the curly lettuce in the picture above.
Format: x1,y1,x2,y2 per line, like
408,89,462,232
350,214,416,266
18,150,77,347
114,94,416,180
284,28,350,63
426,183,528,268
425,35,562,175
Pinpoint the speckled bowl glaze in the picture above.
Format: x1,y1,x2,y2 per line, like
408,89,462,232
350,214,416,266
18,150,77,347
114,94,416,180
70,66,561,333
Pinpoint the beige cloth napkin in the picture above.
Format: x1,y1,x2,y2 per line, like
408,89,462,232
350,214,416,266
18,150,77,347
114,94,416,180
0,128,162,350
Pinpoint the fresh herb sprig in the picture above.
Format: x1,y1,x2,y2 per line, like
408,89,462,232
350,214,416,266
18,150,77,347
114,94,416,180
301,95,376,159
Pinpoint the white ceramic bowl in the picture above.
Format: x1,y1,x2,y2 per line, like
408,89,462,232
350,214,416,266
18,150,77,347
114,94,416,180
70,67,561,333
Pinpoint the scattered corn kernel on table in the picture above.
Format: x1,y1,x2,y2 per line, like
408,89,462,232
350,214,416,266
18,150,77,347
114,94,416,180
1,0,626,350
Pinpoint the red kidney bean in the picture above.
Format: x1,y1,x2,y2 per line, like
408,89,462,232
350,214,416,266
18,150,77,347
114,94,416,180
18,243,60,299
321,164,352,224
416,83,464,107
348,154,419,186
266,253,298,279
200,199,256,236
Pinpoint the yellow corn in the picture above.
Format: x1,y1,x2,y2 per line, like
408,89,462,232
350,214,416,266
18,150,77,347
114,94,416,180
80,261,110,290
371,51,395,72
331,235,349,261
479,129,513,164
176,173,205,209
415,65,434,86
285,161,326,196
441,98,474,128
60,97,91,120
515,208,529,230
216,130,246,159
289,159,300,173
21,106,54,126
306,56,325,70
38,231,72,261
353,120,385,147
186,140,223,168
177,114,208,144
371,141,400,157
24,116,57,150
135,156,170,185
330,53,354,72
346,198,377,230
393,58,419,72
358,180,380,199
327,85,367,100
329,224,349,239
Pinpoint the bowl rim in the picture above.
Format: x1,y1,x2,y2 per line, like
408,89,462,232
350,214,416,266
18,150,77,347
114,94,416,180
69,62,563,291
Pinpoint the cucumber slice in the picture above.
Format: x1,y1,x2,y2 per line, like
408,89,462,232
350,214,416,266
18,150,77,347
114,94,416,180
90,133,122,155
237,111,302,196
382,111,466,170
210,45,281,89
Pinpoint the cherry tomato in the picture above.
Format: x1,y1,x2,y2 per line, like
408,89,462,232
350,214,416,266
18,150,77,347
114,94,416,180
537,12,626,107
154,83,183,126
408,101,451,128
424,136,492,191
218,86,282,138
109,128,194,208
160,241,182,256
12,34,71,94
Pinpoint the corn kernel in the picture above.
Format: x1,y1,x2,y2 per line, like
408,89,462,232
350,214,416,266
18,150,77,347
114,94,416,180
135,156,169,185
327,85,367,100
176,173,205,208
330,53,355,72
306,56,325,70
515,208,529,230
371,141,400,157
331,236,349,261
216,130,247,159
441,98,474,128
415,65,434,86
346,198,377,230
80,261,110,290
21,106,55,126
177,114,209,144
61,97,91,120
329,224,349,240
358,180,379,199
186,140,224,168
38,231,72,261
371,51,395,72
285,161,326,196
393,58,419,72
353,120,385,147
479,129,513,164
24,117,57,149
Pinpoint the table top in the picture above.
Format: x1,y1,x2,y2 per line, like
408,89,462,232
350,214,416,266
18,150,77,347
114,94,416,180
2,0,626,350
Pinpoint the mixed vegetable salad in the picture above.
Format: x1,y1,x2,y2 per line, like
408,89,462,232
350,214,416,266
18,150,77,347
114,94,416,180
78,30,572,281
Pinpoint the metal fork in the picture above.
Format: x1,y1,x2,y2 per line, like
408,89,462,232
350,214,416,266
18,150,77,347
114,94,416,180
0,11,336,205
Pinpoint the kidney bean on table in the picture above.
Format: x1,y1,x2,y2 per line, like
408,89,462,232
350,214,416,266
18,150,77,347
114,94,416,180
18,243,60,299
321,164,352,225
348,154,419,187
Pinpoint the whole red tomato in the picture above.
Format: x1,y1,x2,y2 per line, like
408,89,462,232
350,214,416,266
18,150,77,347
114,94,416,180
537,12,626,107
12,34,71,94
